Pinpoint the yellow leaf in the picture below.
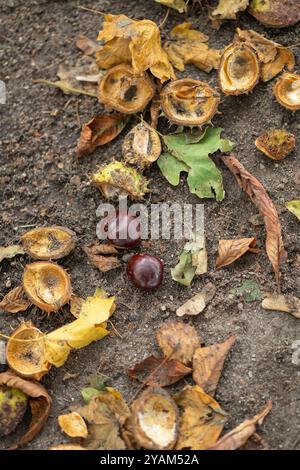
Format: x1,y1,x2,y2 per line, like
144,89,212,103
285,200,300,222
211,0,249,20
96,14,175,83
164,23,222,73
58,412,88,438
155,0,187,13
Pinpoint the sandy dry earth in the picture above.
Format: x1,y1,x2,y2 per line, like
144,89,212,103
0,0,300,450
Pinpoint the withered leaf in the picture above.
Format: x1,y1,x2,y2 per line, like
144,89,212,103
58,412,88,438
0,286,32,313
57,56,103,94
221,154,285,290
0,244,25,263
156,321,200,365
127,355,192,387
70,295,83,319
211,0,249,20
155,0,187,12
76,34,100,56
216,237,258,270
0,369,51,450
77,114,129,157
164,23,222,73
262,294,300,319
210,401,272,450
176,285,216,317
83,243,121,273
175,385,227,450
193,335,236,396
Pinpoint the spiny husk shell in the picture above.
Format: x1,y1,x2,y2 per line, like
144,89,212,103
219,43,260,95
98,64,155,114
160,78,220,126
0,385,28,437
274,72,300,111
255,129,295,160
128,387,179,450
6,322,50,381
23,261,72,313
92,161,149,200
249,0,300,28
21,226,76,260
122,122,161,169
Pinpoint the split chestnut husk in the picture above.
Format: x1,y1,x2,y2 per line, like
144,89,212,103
21,226,76,260
255,129,295,160
23,261,72,313
160,78,220,126
273,72,300,111
249,0,300,28
98,64,155,114
6,322,50,380
219,43,260,95
122,122,161,169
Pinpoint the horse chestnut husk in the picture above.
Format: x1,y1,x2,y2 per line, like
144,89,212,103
127,254,164,291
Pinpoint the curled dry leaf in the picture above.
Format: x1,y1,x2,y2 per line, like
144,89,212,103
96,14,175,83
0,244,24,263
176,284,216,317
58,412,88,438
164,23,222,73
6,322,50,381
193,335,236,396
83,242,121,273
211,0,249,20
285,200,300,222
274,72,300,111
21,226,76,260
77,114,129,157
220,154,285,290
171,236,208,287
262,294,300,319
23,261,72,313
210,401,272,450
175,385,227,450
78,389,130,450
255,129,295,161
155,0,187,12
127,355,192,387
76,34,100,56
0,369,51,449
216,237,258,270
249,0,300,28
156,321,200,365
0,286,32,313
127,387,178,450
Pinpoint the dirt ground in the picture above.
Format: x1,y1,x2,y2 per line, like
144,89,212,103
0,0,300,451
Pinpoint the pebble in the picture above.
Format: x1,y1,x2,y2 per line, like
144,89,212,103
70,175,81,186
259,163,265,170
0,341,6,365
5,279,11,288
160,305,166,311
237,302,244,311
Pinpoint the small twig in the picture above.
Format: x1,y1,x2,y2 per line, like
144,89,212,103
14,224,36,230
158,8,170,29
108,320,123,339
76,100,81,128
78,5,105,16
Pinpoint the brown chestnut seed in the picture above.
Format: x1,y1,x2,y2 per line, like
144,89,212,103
127,254,164,291
103,210,141,249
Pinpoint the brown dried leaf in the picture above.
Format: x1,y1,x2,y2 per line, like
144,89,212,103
164,23,222,73
77,114,129,157
210,401,272,450
220,154,285,290
156,321,200,365
216,237,258,270
58,412,88,438
211,0,249,20
83,243,121,273
193,335,236,396
56,56,103,95
175,385,227,450
76,34,100,56
0,286,32,313
0,369,51,449
262,294,300,319
176,284,216,317
127,355,192,387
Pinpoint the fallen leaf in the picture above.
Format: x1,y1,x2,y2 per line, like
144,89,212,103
0,244,24,263
220,154,285,290
176,285,216,317
77,114,129,157
231,279,262,303
44,290,115,367
0,286,32,313
76,34,100,56
216,237,258,269
78,389,130,450
210,401,272,450
96,14,175,83
285,200,300,222
70,295,83,318
175,385,227,450
58,412,88,438
211,0,249,20
262,294,300,319
0,369,51,450
171,236,208,287
127,355,192,387
83,242,121,273
157,127,234,201
155,0,187,12
164,23,222,73
193,335,236,396
156,321,200,365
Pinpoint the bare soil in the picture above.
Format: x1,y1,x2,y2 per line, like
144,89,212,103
0,0,300,450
